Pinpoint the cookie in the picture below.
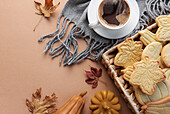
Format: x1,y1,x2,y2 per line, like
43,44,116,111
141,96,170,114
139,29,157,46
161,43,170,67
121,66,133,81
159,56,165,68
155,15,170,42
114,38,143,68
164,68,170,81
135,80,170,105
129,56,166,95
155,15,170,27
141,42,162,60
135,87,151,105
156,26,170,42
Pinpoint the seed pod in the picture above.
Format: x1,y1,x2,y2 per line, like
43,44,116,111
55,91,87,114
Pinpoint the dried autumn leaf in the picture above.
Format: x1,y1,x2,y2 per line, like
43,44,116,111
85,66,102,88
34,0,60,17
26,88,57,114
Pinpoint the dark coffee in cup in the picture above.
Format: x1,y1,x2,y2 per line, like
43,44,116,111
98,0,130,28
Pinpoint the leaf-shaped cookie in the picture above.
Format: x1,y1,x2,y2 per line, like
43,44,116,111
135,80,170,105
155,15,170,27
129,56,166,95
156,26,170,42
155,15,170,42
121,66,133,81
141,96,170,114
114,38,143,68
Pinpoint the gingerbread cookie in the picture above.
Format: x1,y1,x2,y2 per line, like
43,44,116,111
141,42,162,60
129,56,166,95
114,38,143,68
141,96,170,114
161,43,170,67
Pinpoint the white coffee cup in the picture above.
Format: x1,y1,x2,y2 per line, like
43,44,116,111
89,0,132,30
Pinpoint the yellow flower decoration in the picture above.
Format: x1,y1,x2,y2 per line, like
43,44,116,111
89,90,121,114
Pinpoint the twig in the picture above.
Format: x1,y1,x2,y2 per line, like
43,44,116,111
33,16,43,32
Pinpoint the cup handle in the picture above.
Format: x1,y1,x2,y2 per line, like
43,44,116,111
89,19,99,29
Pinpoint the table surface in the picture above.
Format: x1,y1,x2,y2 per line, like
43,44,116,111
0,0,132,113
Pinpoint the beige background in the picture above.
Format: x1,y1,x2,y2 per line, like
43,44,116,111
0,0,132,113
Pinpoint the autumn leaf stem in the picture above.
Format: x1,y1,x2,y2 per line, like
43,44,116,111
33,16,43,32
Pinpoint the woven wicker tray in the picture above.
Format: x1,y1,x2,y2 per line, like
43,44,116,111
102,23,158,114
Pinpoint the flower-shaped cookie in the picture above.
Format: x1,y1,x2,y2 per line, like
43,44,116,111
155,15,170,42
114,38,143,68
129,56,166,95
89,90,121,114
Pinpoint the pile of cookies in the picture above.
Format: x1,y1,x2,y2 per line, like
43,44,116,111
102,14,170,113
115,15,170,113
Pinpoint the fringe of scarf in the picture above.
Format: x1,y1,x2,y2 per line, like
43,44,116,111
38,0,170,66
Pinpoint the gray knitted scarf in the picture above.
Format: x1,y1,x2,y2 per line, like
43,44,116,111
38,0,170,66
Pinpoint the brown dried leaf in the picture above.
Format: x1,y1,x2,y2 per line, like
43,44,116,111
26,88,57,114
34,0,60,17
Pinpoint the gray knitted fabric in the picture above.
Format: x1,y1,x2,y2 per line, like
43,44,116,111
38,0,170,66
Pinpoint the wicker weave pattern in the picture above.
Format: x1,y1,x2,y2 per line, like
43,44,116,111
102,23,158,114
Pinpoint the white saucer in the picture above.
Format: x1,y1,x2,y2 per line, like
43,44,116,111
87,0,140,39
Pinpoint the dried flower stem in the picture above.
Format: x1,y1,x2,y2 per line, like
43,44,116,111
33,16,43,32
